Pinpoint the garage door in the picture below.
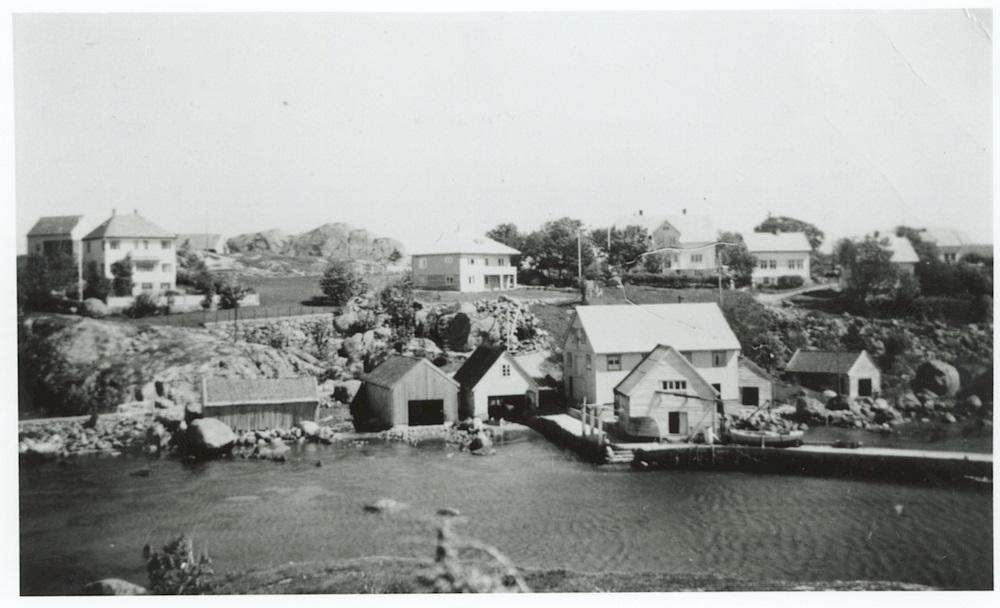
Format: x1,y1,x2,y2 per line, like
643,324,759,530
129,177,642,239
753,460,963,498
407,399,445,426
487,394,527,419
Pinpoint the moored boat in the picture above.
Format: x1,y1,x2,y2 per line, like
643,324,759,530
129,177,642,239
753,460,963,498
727,429,804,448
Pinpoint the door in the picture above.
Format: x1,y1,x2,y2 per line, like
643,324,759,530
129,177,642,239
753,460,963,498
741,387,760,406
667,411,688,435
857,378,873,397
407,400,445,426
487,394,527,420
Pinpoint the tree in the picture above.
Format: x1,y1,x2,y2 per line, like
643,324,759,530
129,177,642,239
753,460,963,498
486,223,522,251
110,255,134,297
17,252,77,307
589,225,650,270
717,231,757,287
841,236,898,307
319,260,368,306
755,215,825,251
82,261,112,301
216,276,253,310
895,225,941,263
519,218,595,284
379,273,417,342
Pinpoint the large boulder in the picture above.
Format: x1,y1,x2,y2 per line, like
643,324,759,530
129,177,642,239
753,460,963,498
81,578,148,595
180,418,236,457
82,298,109,319
435,313,472,352
794,396,824,419
912,360,961,397
297,420,320,438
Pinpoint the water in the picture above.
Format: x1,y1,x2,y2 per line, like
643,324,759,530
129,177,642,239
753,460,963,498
20,432,993,594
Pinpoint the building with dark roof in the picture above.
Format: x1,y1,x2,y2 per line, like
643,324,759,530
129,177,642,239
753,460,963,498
453,345,539,419
784,349,881,400
26,215,87,258
81,209,177,295
355,356,459,429
201,377,319,431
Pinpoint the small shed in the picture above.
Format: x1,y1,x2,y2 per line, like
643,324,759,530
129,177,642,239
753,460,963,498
201,377,319,431
453,345,539,420
783,349,881,400
357,356,459,429
613,344,720,441
738,356,774,408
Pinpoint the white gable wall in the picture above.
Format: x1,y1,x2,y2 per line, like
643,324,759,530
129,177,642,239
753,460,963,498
469,353,536,418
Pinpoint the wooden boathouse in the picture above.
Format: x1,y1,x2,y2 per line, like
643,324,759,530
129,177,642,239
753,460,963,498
201,377,319,431
356,355,460,429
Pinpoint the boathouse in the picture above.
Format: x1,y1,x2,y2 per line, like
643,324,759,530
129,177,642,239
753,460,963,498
783,349,881,400
613,344,720,441
737,356,774,409
201,377,319,431
453,345,539,420
356,356,459,429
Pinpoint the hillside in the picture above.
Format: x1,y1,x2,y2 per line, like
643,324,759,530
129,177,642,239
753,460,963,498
226,222,404,263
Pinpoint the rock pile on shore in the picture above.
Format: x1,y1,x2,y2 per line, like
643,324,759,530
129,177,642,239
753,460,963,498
19,415,151,460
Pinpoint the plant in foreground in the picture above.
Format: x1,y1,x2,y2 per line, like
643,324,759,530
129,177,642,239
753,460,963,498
143,535,214,594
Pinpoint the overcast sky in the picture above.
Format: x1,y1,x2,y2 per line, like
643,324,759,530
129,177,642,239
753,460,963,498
13,10,993,253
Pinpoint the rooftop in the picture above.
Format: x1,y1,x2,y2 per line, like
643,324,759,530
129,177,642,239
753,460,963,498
83,211,175,240
612,212,716,243
27,215,84,237
414,234,520,256
744,231,811,253
614,344,718,398
361,355,459,389
784,349,867,375
572,303,740,354
453,345,537,389
203,377,317,405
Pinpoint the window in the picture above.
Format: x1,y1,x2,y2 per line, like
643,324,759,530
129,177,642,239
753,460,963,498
660,380,687,391
468,276,474,284
134,240,139,249
160,282,171,290
565,352,572,370
787,258,804,270
681,351,693,363
468,257,476,265
691,254,703,263
140,282,153,290
501,364,511,377
586,355,592,370
142,240,149,250
110,240,120,250
85,242,91,253
712,351,726,367
484,258,490,266
161,240,171,249
769,259,777,269
444,256,453,264
445,276,454,285
759,259,768,269
741,387,760,406
162,263,172,272
35,244,41,252
135,261,157,272
606,354,621,371
857,378,873,397
417,258,427,269
498,258,506,266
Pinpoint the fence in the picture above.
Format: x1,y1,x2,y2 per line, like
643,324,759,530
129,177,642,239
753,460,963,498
120,303,341,329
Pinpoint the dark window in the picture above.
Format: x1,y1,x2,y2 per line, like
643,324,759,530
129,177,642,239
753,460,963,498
857,378,873,397
668,411,687,434
741,387,760,406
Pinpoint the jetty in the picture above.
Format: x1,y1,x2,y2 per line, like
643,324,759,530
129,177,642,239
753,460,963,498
524,413,992,486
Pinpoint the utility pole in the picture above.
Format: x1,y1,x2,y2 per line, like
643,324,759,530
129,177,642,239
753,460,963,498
578,228,586,303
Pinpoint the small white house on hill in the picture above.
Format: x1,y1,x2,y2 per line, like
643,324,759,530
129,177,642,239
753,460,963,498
744,231,811,287
562,303,741,406
612,210,717,272
81,210,177,295
411,235,519,292
452,345,539,419
784,349,881,400
614,344,720,440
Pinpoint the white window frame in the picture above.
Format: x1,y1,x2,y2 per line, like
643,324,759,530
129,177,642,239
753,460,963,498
161,240,171,249
501,364,511,377
162,263,172,272
660,380,688,391
160,282,171,290
691,253,703,263
712,351,726,367
606,354,621,371
769,259,777,269
444,256,453,264
445,276,454,285
140,282,153,290
110,240,120,250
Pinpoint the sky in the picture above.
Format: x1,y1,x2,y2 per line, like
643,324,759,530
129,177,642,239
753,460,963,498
12,10,994,254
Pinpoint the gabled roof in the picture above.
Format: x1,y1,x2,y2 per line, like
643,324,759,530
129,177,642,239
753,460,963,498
738,356,772,381
203,377,317,406
922,227,968,249
784,349,867,375
571,303,740,354
883,236,919,264
361,355,459,389
611,213,715,243
83,212,175,240
414,234,520,256
177,233,224,250
513,350,562,384
614,344,718,399
744,231,811,253
452,345,538,389
27,215,84,237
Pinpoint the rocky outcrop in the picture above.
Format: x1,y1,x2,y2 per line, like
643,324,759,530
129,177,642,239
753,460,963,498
81,578,148,595
179,418,236,457
226,223,404,263
913,360,961,397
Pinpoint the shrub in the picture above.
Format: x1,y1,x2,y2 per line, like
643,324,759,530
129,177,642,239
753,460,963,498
124,293,166,318
621,272,717,289
776,275,805,289
216,277,253,310
379,273,416,341
320,261,368,305
110,256,135,297
83,261,112,301
143,536,214,594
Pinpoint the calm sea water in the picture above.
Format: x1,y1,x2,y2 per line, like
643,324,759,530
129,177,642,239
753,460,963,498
20,432,993,594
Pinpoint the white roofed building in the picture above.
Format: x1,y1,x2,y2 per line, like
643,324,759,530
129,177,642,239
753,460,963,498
562,303,741,406
411,235,519,292
81,209,177,295
744,231,812,287
612,209,717,272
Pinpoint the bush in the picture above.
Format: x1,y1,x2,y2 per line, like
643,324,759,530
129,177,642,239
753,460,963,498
143,536,214,594
82,298,109,318
776,275,805,289
320,261,368,305
621,272,717,289
123,293,167,318
216,278,253,310
110,256,135,297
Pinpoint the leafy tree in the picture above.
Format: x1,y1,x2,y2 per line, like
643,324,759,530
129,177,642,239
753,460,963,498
176,246,210,289
320,260,368,306
717,231,756,287
379,273,417,342
642,252,663,273
894,225,941,263
216,276,253,310
486,223,522,251
755,215,825,251
841,236,898,307
519,217,595,284
589,224,650,270
110,255,135,297
82,261,112,301
17,252,77,306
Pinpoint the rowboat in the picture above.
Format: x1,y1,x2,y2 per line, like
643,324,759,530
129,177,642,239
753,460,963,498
727,429,804,448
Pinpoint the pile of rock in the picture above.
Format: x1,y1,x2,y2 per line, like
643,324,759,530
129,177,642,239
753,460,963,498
19,415,151,460
417,296,549,354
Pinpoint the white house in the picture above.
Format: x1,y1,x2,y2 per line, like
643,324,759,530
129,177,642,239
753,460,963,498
411,236,519,292
81,210,178,295
784,349,881,400
452,345,539,419
612,209,717,272
613,344,721,441
562,303,741,407
921,227,968,264
744,231,811,287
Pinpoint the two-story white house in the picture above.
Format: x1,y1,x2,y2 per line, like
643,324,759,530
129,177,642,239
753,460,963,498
81,210,177,295
562,303,741,407
612,210,717,272
744,231,811,287
411,236,519,292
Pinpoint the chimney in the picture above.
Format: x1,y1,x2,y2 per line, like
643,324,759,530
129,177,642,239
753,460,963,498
683,208,687,215
638,209,643,216
111,208,116,216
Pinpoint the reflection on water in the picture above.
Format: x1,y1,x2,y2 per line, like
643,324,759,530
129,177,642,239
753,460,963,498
20,433,993,594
